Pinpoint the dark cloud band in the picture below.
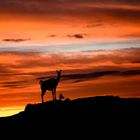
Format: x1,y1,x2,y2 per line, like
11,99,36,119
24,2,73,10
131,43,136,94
0,0,140,23
2,38,30,42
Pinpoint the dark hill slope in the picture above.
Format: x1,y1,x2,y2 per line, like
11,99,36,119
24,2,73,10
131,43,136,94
0,96,140,131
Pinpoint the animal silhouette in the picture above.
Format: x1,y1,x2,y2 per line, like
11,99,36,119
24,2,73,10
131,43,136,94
59,93,65,101
39,70,62,103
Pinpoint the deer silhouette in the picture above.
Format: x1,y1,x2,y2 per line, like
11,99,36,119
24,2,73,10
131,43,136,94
39,70,62,103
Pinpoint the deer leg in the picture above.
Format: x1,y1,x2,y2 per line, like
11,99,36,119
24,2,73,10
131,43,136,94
41,93,44,103
52,90,54,101
53,89,56,101
52,89,56,101
41,90,45,103
54,89,56,100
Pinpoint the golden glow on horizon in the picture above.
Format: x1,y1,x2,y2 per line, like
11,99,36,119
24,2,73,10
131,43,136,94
0,107,23,117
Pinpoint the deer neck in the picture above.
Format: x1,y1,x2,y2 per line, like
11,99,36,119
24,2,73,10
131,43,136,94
57,76,60,82
56,74,60,82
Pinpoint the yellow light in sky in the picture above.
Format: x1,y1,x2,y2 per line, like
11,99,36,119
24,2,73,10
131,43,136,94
0,107,24,117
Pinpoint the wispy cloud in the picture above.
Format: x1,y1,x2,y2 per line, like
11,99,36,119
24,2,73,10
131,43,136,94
131,61,140,64
61,70,140,83
48,35,57,37
67,34,85,39
0,47,140,109
86,20,104,28
2,38,30,43
0,0,139,23
122,33,140,38
0,47,139,88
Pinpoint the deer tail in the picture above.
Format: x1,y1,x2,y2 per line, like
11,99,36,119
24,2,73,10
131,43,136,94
39,80,43,85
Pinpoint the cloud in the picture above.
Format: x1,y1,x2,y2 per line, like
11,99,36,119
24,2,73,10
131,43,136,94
0,47,140,89
131,61,140,64
62,71,118,82
61,70,140,83
0,0,140,23
117,70,140,76
67,34,84,39
86,20,104,28
1,80,27,88
0,47,140,108
86,23,103,28
2,38,30,42
122,33,140,38
0,47,140,71
48,35,57,37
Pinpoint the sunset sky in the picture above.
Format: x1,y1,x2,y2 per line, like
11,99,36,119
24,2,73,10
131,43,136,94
0,0,140,117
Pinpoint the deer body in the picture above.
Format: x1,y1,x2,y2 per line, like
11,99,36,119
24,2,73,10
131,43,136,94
40,70,61,103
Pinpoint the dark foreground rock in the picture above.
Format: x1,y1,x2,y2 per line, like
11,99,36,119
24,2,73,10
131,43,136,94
0,96,140,132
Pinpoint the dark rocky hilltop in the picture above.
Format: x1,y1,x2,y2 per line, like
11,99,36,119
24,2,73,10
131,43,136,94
0,96,140,132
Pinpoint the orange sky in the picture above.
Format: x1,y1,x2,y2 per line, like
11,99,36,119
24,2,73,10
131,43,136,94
0,48,140,116
0,0,140,44
0,0,140,117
